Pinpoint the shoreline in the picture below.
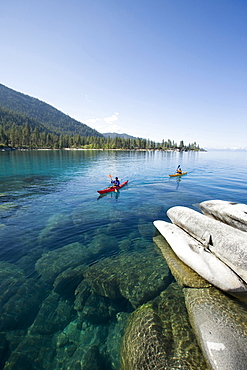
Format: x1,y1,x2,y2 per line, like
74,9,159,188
0,147,206,152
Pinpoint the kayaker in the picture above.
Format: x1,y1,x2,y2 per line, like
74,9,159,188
111,177,120,187
176,165,182,174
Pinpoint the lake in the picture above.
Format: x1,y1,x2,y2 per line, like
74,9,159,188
0,149,246,369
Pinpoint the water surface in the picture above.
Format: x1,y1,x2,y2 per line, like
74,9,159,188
0,149,246,369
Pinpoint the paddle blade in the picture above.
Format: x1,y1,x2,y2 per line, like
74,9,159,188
108,174,112,178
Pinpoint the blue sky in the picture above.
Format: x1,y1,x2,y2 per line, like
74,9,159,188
1,0,247,148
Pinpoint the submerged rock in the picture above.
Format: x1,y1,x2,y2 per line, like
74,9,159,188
138,219,155,238
87,233,120,259
75,279,131,326
79,293,119,325
120,283,208,370
52,319,109,370
0,262,26,302
84,248,172,308
0,202,19,218
71,205,110,227
133,203,164,220
0,333,8,369
80,345,103,370
28,292,75,335
121,303,169,369
106,312,130,370
108,210,132,223
184,287,247,370
4,334,55,370
53,265,86,298
0,262,47,331
118,231,151,253
74,280,92,311
38,212,73,247
0,223,7,232
35,242,91,283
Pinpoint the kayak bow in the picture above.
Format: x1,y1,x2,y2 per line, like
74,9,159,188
97,180,128,194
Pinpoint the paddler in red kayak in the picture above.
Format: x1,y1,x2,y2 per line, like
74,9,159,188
108,175,120,191
112,177,120,186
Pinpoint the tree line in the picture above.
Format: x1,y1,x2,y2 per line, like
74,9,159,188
0,123,201,151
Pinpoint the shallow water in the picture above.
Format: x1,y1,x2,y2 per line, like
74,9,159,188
0,149,246,369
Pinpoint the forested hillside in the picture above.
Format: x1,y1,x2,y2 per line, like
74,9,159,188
0,83,203,151
0,83,102,137
0,106,51,133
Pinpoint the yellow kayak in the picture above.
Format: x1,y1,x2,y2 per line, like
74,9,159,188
169,172,188,177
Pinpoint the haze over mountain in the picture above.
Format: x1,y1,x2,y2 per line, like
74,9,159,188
0,83,102,137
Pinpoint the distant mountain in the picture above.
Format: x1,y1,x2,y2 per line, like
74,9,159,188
102,132,137,139
205,147,247,151
0,83,102,137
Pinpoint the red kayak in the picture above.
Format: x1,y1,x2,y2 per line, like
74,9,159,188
97,180,128,194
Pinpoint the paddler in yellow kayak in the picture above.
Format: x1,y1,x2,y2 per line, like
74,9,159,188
176,165,182,174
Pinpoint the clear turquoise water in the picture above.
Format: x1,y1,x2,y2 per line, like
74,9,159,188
0,149,246,369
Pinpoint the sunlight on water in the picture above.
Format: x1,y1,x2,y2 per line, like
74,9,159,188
0,149,246,369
